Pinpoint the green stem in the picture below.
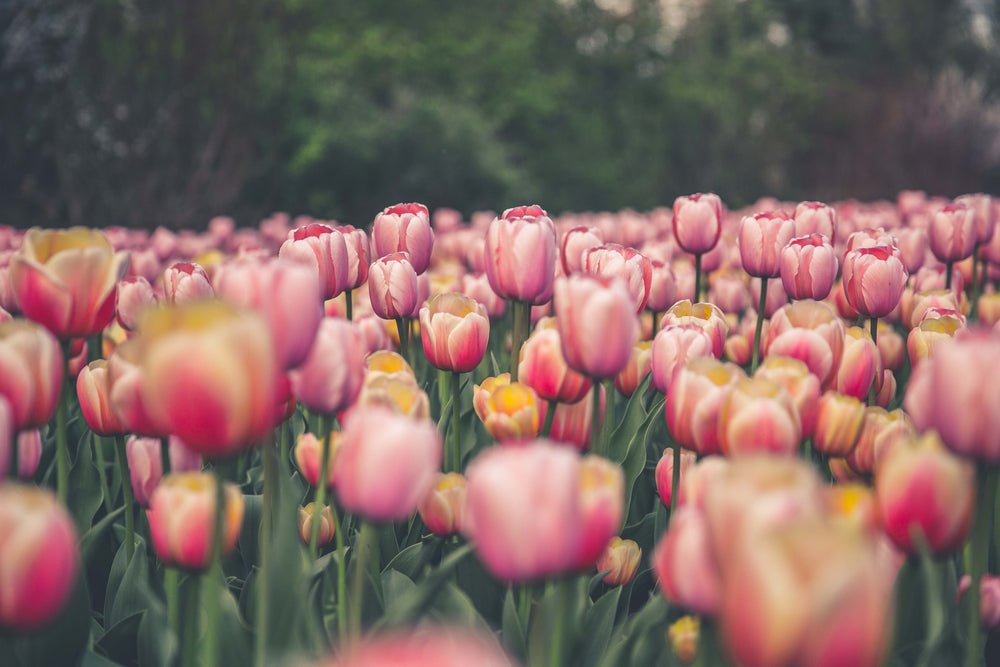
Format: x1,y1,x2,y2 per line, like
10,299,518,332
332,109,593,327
332,502,349,642
451,371,462,472
255,439,277,667
345,289,353,321
600,378,616,454
750,276,768,375
802,437,813,464
92,435,113,513
669,444,681,523
518,584,532,628
437,368,450,422
510,300,525,381
180,573,200,667
914,532,945,667
946,260,954,292
868,316,878,407
547,578,569,667
964,464,998,667
202,469,227,667
8,428,19,480
310,413,333,559
114,435,135,563
56,340,71,505
160,436,171,476
280,418,290,468
652,310,660,334
589,383,602,455
165,567,180,646
694,253,703,303
350,520,376,642
395,317,410,366
87,332,102,364
542,400,557,438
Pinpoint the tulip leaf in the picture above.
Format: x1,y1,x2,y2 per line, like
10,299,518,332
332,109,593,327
136,585,175,667
430,581,492,632
68,428,105,534
501,588,527,659
81,650,124,666
237,494,263,571
381,569,417,608
382,538,439,580
608,373,653,463
576,587,621,667
621,405,661,519
95,610,144,665
374,544,473,629
109,541,153,628
80,505,125,566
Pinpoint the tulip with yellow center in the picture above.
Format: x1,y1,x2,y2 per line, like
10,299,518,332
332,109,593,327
476,382,540,442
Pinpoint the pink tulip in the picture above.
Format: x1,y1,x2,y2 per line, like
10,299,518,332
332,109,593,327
655,446,697,508
518,318,592,404
906,314,965,367
418,472,467,537
368,252,419,320
779,234,837,300
289,317,366,415
333,407,442,521
106,339,163,437
894,227,928,274
0,484,79,630
543,383,605,451
483,205,557,305
956,193,997,246
846,227,897,253
651,323,714,394
127,436,203,507
334,224,371,290
739,211,796,278
298,503,335,548
474,381,540,441
328,628,516,667
673,193,723,255
278,223,350,300
659,300,729,358
928,202,977,263
754,356,820,438
765,300,845,387
162,261,214,305
294,431,339,490
115,275,158,331
77,360,127,436
147,472,245,571
372,203,434,275
0,319,63,432
653,506,723,616
719,377,802,457
646,258,677,312
835,327,881,400
582,244,652,313
461,272,506,318
419,293,490,373
793,201,837,243
957,575,1000,630
560,226,604,275
845,407,915,476
666,357,745,456
572,455,625,569
615,340,652,396
554,274,639,379
596,537,642,586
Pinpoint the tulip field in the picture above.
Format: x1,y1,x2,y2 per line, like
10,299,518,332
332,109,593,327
3,194,1000,666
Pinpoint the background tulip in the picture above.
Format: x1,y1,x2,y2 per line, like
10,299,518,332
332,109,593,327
298,503,335,548
596,537,641,586
651,323,714,394
518,318,592,404
582,244,652,313
739,211,796,278
289,317,366,415
115,275,158,331
162,261,214,304
77,360,127,436
483,205,557,306
673,193,723,255
419,293,489,373
278,223,349,299
555,274,639,379
560,225,604,275
372,202,434,275
842,246,908,318
793,201,837,242
368,252,419,320
418,472,467,537
780,234,837,300
0,319,63,431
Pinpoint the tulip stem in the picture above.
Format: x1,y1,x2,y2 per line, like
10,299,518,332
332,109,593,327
310,413,333,560
9,429,19,480
395,318,410,366
350,520,376,642
542,400,557,438
332,502,349,642
451,371,462,472
590,383,602,455
255,438,277,667
180,572,200,667
518,584,532,627
964,464,998,667
867,317,878,407
56,340,71,505
651,311,660,334
694,253,703,303
547,577,570,667
750,277,768,374
345,289,353,321
113,434,135,563
601,378,616,453
669,444,681,522
160,436,171,475
91,436,112,511
510,300,526,382
202,469,227,667
165,566,180,643
280,419,290,468
946,261,954,292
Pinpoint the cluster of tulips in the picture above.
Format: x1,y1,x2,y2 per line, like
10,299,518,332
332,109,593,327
1,191,1000,667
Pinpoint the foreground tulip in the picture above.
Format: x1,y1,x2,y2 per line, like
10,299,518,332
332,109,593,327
289,317,366,415
555,274,638,379
368,252,420,322
484,205,557,306
419,293,489,373
876,432,974,555
653,506,723,615
332,407,442,522
326,628,516,667
596,537,641,586
0,318,63,430
518,318,591,404
0,484,79,630
780,234,837,301
135,302,279,457
372,202,434,275
8,227,129,338
146,472,245,571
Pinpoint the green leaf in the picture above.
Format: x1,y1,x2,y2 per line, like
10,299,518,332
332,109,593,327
382,538,439,580
381,569,417,609
501,588,527,659
108,541,153,628
67,429,104,533
95,611,144,665
608,373,653,463
81,650,124,666
622,404,662,519
80,505,125,565
375,544,473,629
137,595,176,667
576,587,621,667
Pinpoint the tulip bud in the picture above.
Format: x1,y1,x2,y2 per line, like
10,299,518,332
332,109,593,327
518,319,592,404
668,616,701,666
298,503,335,547
372,203,434,275
894,227,928,274
929,202,977,263
419,293,490,373
739,211,796,278
77,360,127,436
673,193,723,255
484,205,557,306
335,224,371,290
646,258,677,312
555,274,639,379
418,472,467,537
835,327,881,400
582,244,652,313
842,246,908,318
115,275,158,331
368,252,420,321
596,537,641,586
780,234,837,301
560,226,604,275
279,223,350,300
793,201,837,243
162,262,214,305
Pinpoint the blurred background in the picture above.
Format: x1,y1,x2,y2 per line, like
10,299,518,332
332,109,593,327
1,0,998,230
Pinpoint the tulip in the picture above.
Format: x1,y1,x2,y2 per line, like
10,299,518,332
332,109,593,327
845,407,915,476
765,300,845,388
134,302,279,457
0,319,63,430
812,392,865,458
0,484,80,630
780,234,837,301
294,431,339,490
106,338,162,437
846,227,898,253
8,227,129,338
653,506,723,615
673,193,724,301
836,327,881,401
334,224,372,291
614,339,652,397
146,472,245,571
461,272,506,319
907,313,965,368
77,360,127,436
957,575,1000,630
582,243,652,313
655,446,696,508
719,377,802,457
908,288,962,329
660,300,729,359
646,258,677,315
483,205,557,306
560,226,604,275
368,252,420,322
475,381,540,441
754,355,820,438
289,317,366,415
572,455,625,569
668,616,701,666
353,373,430,420
518,318,592,404
651,324,714,394
978,292,1000,327
842,246,908,319
162,262,214,305
793,201,837,243
127,436,202,508
554,274,639,379
332,407,442,522
372,202,434,275
418,472,467,537
115,275,158,331
419,293,489,373
724,332,751,366
929,202,977,265
894,227,928,274
328,628,517,667
739,211,796,278
876,432,974,556
666,357,745,456
279,223,349,300
298,503,335,548
876,321,905,371
544,383,605,450
596,537,641,586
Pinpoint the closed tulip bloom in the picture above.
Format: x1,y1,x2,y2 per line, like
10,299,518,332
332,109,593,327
894,227,928,274
8,227,129,338
544,383,605,451
876,432,974,556
660,300,729,358
655,446,697,508
764,300,845,388
162,262,214,305
846,407,915,476
956,193,997,246
653,506,723,616
908,289,961,329
135,302,279,456
332,407,442,522
0,319,63,430
77,360,126,436
673,193,723,255
368,252,419,320
739,211,796,278
483,205,557,306
831,278,860,319
573,455,625,569
555,274,639,379
907,314,964,367
328,628,517,667
719,377,802,457
298,502,335,548
709,271,750,315
793,201,838,243
213,257,323,371
372,203,434,275
0,484,80,630
958,575,1000,630
560,226,604,275
354,373,430,420
418,472,467,537
646,259,677,312
615,340,652,396
279,223,350,300
147,472,245,571
476,382,540,441
294,431,339,489
461,272,506,319
905,331,1000,461
115,275,158,331
652,324,715,394
835,327,881,400
419,293,489,373
596,537,641,586
846,227,898,253
667,357,745,456
929,203,977,263
290,317,366,415
335,224,371,289
518,318,591,404
754,356,820,438
462,442,590,581
812,392,866,457
127,436,202,508
582,244,652,313
780,234,837,301
842,246,908,318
